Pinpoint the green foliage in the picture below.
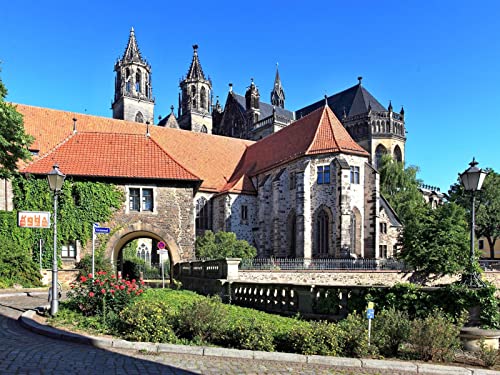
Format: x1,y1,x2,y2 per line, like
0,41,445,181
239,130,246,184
0,70,34,179
408,310,466,362
225,317,276,351
0,175,123,277
285,320,340,356
336,313,374,357
379,154,470,277
75,253,113,277
449,170,500,259
372,307,411,357
66,271,145,317
0,237,42,287
195,230,257,259
120,300,178,343
477,339,499,367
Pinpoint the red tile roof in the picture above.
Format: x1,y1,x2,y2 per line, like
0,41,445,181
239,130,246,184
16,103,367,195
22,132,200,181
221,105,368,193
16,104,252,190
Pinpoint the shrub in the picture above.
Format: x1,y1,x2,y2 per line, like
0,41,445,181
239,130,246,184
195,230,257,260
120,300,178,343
176,296,228,344
75,253,113,277
477,339,499,368
372,307,411,357
66,270,145,317
0,240,42,287
337,313,375,358
285,320,340,356
226,317,275,351
408,310,466,362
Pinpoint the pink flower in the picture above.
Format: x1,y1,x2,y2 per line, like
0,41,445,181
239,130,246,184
111,275,116,279
138,289,143,293
110,289,115,294
80,276,87,282
89,292,95,297
119,285,125,290
101,289,106,294
88,273,93,278
131,279,136,283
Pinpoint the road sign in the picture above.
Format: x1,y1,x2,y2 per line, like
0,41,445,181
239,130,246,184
157,241,166,249
366,308,375,320
157,249,168,255
94,227,110,234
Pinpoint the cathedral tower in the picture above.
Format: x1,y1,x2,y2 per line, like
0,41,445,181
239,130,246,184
245,78,261,125
178,45,213,133
112,28,154,124
270,64,285,108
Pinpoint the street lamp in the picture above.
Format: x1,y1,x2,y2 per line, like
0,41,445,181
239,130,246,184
459,158,488,288
47,164,65,316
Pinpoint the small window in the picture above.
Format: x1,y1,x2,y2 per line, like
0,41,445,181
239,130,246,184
380,222,387,234
479,239,484,250
350,166,360,184
129,187,154,212
317,165,330,185
379,245,388,258
61,241,76,258
241,205,248,221
289,172,296,190
200,125,208,133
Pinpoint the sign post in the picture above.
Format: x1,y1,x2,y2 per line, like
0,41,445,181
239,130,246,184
92,224,110,278
366,302,375,346
157,241,166,288
39,239,44,272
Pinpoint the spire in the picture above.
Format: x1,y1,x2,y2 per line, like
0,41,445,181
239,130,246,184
357,76,363,85
271,63,286,108
121,27,145,63
388,100,393,112
186,44,206,80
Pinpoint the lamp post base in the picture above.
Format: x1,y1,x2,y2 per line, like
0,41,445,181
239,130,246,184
460,272,486,288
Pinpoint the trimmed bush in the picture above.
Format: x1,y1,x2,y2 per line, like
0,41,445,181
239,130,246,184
337,313,375,358
226,317,275,351
372,307,411,357
285,320,340,356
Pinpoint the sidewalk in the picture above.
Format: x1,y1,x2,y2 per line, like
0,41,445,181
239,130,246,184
9,295,497,375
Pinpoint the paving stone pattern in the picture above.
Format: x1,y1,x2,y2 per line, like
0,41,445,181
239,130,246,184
0,294,421,375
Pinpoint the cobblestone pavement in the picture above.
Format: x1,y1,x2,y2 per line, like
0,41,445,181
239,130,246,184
0,294,419,374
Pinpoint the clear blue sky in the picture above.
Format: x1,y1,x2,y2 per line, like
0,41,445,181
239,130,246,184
1,0,499,191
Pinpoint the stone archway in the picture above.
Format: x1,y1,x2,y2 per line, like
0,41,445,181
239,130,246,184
105,222,182,274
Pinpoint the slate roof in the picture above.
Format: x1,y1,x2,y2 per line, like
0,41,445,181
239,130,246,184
380,195,403,227
295,82,386,120
231,92,294,121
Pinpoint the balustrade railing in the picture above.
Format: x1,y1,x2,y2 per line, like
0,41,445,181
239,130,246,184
239,257,407,271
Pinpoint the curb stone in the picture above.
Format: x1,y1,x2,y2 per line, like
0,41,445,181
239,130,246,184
19,308,499,375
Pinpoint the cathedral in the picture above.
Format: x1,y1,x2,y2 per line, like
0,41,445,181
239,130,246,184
2,28,405,267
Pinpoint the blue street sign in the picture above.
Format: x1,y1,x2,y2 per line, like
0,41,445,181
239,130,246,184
366,308,375,320
94,227,110,234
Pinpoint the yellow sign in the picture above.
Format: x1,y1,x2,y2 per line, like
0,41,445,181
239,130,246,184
367,302,374,309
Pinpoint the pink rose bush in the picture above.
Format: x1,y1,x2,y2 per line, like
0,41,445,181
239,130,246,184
67,271,146,316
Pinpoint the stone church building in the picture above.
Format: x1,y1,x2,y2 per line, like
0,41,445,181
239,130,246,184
2,28,403,267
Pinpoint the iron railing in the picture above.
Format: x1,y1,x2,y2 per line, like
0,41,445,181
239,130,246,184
239,258,408,271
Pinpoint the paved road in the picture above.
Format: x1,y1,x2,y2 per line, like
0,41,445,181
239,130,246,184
0,294,412,375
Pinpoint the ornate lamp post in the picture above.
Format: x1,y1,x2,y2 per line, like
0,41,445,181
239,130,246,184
47,164,66,316
459,158,488,287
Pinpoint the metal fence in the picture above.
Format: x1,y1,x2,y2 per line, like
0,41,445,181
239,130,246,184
239,257,408,271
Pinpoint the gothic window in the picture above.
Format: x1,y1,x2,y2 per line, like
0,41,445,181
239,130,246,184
135,112,144,123
254,113,259,123
287,211,297,258
200,87,207,109
375,144,387,169
393,145,402,163
191,86,197,108
126,81,131,93
289,172,296,190
135,70,142,93
315,209,329,256
126,68,130,78
350,166,360,184
241,205,248,222
317,165,330,184
200,125,207,133
129,187,154,212
196,197,211,231
351,207,362,257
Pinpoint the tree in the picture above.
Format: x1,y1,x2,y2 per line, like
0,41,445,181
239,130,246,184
0,70,34,179
195,230,257,260
448,170,500,258
378,155,470,277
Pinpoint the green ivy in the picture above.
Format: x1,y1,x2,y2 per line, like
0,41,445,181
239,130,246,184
0,175,123,285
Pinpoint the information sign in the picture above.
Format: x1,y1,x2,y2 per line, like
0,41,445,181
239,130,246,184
18,211,51,228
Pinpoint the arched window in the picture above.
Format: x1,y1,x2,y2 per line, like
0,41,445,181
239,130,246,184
375,144,387,169
200,125,207,133
315,208,330,257
135,112,144,123
196,197,211,231
351,207,362,257
200,87,207,109
393,145,402,163
191,86,197,108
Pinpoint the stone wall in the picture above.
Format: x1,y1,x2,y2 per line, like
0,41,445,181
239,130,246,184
237,270,500,288
0,179,13,211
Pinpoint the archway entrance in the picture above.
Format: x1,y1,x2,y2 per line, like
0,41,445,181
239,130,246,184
104,222,182,279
